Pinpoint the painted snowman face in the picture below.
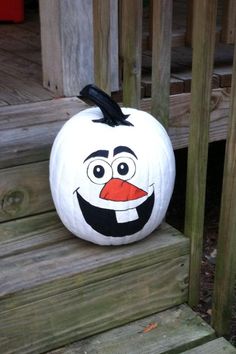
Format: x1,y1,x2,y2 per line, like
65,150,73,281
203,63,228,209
74,144,155,238
49,85,175,246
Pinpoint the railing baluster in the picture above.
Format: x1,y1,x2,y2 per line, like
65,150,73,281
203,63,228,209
185,0,193,46
151,0,173,129
184,0,217,307
212,41,236,336
122,0,143,108
93,0,111,93
221,0,236,44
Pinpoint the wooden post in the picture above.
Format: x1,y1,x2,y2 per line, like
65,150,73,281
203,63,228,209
221,0,236,44
185,0,193,46
151,0,173,129
184,0,217,307
122,0,143,108
39,0,118,96
212,42,236,336
93,0,111,93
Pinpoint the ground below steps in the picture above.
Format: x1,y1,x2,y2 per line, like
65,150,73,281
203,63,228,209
47,304,232,354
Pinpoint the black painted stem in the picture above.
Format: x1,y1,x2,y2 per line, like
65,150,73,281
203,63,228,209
80,84,132,127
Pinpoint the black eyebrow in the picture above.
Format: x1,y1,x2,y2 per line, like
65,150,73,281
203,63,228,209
84,150,109,163
113,146,137,159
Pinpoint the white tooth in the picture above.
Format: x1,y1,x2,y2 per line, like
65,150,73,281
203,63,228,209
115,208,138,223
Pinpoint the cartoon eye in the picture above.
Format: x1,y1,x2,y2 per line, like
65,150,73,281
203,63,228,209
87,159,112,184
112,157,136,180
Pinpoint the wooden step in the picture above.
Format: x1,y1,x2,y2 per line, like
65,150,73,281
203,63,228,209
0,97,88,223
0,97,88,169
47,304,215,354
0,213,189,354
182,337,236,353
0,92,231,223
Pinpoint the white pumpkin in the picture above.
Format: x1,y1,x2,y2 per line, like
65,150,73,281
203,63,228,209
49,85,175,245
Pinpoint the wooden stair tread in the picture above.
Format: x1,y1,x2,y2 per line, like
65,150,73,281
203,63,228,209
0,97,88,169
0,214,189,306
0,213,189,353
182,337,236,353
47,304,215,354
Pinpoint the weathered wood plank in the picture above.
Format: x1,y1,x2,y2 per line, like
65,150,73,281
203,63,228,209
0,254,189,354
172,71,193,92
172,71,220,92
94,0,120,92
0,161,53,222
0,90,230,170
143,47,192,73
151,0,173,128
214,65,232,87
171,30,186,47
0,97,85,130
181,337,236,353
221,0,236,44
0,52,52,103
184,0,217,307
93,0,115,93
0,221,189,307
0,29,41,64
0,70,53,105
122,0,143,107
0,211,69,258
0,98,88,169
169,77,185,95
39,0,118,96
212,40,236,336
0,23,41,49
140,88,230,149
0,100,8,107
109,0,119,92
0,48,44,84
142,75,184,97
39,0,64,94
185,0,193,46
0,90,229,223
47,304,215,354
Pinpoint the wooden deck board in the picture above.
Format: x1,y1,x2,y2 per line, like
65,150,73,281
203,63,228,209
0,211,68,258
0,48,43,83
47,304,215,354
0,3,234,106
0,97,84,130
141,88,230,149
0,88,230,170
0,97,87,169
0,160,54,222
0,30,41,64
0,256,189,354
0,7,51,106
0,212,189,353
0,88,229,224
0,219,189,300
0,70,53,105
182,337,236,353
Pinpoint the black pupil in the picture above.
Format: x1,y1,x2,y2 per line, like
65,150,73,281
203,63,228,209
94,165,105,178
118,162,129,176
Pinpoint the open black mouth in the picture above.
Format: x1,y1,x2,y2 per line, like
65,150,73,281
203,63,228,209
76,192,154,237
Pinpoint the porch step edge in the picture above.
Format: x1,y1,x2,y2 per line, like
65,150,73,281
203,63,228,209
47,304,216,354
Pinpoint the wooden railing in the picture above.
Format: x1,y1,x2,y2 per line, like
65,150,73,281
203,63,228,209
39,0,236,336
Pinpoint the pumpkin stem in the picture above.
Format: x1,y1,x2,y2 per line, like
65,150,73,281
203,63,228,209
80,84,133,127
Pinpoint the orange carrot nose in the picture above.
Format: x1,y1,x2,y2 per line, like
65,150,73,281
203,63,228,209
100,178,147,202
